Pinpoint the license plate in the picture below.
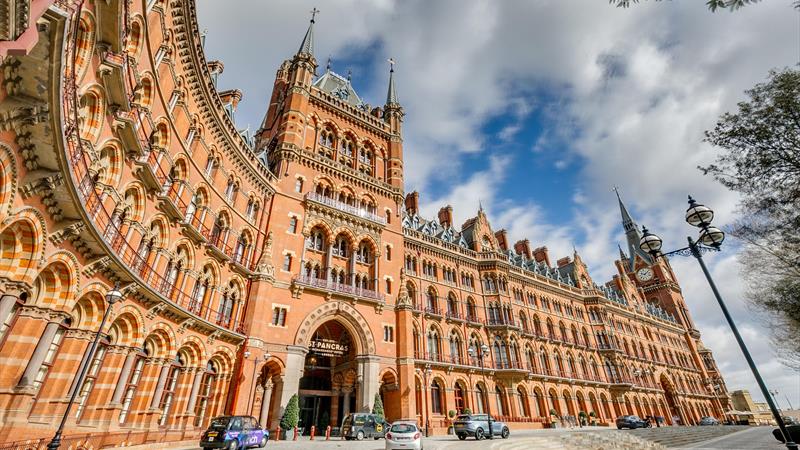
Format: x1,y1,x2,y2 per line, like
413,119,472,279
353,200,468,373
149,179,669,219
208,432,218,437
396,436,410,440
207,437,215,442
455,424,465,429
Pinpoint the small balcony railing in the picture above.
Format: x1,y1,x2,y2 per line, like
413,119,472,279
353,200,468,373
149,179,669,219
305,192,386,224
294,274,385,301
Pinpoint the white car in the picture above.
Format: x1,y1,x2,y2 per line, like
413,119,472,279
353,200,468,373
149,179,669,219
385,421,423,450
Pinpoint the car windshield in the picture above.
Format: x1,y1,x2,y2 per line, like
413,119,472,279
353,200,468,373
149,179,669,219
455,415,471,421
390,423,417,433
209,417,231,428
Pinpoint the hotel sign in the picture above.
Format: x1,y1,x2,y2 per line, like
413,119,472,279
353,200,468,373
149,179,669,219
309,338,349,357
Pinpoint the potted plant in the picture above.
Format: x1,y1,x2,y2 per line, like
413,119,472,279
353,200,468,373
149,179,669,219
578,411,588,427
372,394,385,420
280,394,300,440
589,411,597,426
447,410,457,434
549,408,559,428
462,407,472,415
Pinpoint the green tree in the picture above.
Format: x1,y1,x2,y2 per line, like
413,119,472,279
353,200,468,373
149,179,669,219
372,393,384,418
611,0,800,11
701,68,800,370
280,394,300,431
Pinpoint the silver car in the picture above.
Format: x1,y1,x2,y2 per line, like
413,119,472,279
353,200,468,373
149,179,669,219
385,421,423,450
452,414,510,440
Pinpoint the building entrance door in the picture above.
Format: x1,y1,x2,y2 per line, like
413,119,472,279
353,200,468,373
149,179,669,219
300,320,359,430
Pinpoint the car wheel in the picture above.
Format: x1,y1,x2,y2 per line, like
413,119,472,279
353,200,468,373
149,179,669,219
227,440,238,450
258,435,268,448
356,430,365,441
475,428,484,440
501,427,509,439
457,434,467,440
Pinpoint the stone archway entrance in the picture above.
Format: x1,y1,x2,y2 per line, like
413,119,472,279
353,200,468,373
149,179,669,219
299,321,358,433
660,375,681,425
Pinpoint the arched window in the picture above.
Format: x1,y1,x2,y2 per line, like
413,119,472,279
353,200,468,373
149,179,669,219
495,386,507,416
430,380,443,414
74,339,109,420
427,329,440,360
449,332,463,364
426,289,437,314
318,126,335,149
194,361,218,426
333,235,349,257
476,384,486,414
158,353,184,425
454,383,466,413
517,387,530,418
219,290,236,327
119,346,147,424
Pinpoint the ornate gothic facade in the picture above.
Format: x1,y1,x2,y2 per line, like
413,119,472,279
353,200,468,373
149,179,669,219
0,1,729,446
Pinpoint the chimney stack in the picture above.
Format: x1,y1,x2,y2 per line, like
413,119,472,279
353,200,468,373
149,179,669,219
514,239,532,259
533,246,551,267
494,230,509,251
405,191,419,215
438,205,453,228
556,256,572,268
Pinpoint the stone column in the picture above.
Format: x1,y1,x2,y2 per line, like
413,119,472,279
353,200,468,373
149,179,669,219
276,346,306,421
259,380,273,426
0,293,18,325
18,321,60,387
373,255,379,291
186,369,205,413
348,253,356,286
342,389,352,416
149,363,171,409
356,356,380,413
325,245,333,280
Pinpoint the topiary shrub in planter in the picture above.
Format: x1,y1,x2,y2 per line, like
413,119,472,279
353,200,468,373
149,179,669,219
447,410,457,434
462,408,472,415
280,394,300,438
578,411,588,426
549,409,559,428
589,411,597,426
372,394,385,420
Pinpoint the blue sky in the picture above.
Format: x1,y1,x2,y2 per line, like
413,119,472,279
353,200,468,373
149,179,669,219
198,0,800,407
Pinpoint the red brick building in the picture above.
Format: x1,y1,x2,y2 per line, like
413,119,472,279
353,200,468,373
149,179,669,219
0,1,729,446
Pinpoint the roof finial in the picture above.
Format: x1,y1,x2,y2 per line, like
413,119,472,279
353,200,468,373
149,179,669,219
347,68,352,82
386,58,399,105
326,56,331,72
297,8,318,56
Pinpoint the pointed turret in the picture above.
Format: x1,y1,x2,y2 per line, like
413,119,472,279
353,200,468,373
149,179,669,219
386,59,399,106
297,8,318,57
614,188,653,271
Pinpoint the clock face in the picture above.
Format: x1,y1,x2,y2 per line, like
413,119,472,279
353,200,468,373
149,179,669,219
637,268,654,281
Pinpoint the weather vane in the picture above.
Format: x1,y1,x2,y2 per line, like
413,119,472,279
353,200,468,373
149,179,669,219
310,7,320,23
388,58,396,72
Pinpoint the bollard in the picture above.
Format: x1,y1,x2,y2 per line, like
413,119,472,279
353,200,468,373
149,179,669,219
293,426,298,440
326,425,331,440
310,425,316,440
275,428,280,441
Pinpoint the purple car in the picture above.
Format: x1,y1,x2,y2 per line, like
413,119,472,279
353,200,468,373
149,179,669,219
200,415,269,449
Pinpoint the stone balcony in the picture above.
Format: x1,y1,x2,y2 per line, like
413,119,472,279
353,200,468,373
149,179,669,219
305,192,386,225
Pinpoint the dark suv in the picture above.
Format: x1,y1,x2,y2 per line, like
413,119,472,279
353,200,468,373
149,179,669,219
616,415,651,429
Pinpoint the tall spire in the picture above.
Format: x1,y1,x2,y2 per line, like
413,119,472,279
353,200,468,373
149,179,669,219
386,58,399,105
297,7,318,57
613,187,653,270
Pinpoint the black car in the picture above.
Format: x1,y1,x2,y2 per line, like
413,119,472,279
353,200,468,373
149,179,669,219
615,415,651,429
773,424,800,444
200,415,268,449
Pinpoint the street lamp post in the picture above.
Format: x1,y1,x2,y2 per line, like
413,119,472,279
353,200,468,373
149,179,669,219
245,351,271,417
415,366,432,436
47,283,124,450
468,344,493,439
639,195,797,450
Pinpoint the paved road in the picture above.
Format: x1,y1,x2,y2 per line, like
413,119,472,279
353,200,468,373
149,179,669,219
181,429,576,450
681,426,784,450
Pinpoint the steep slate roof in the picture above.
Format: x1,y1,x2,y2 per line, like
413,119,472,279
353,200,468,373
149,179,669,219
312,69,367,109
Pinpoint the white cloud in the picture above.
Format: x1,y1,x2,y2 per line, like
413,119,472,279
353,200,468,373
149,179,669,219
197,0,800,407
